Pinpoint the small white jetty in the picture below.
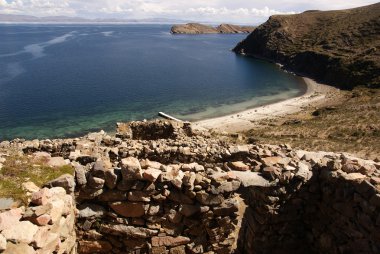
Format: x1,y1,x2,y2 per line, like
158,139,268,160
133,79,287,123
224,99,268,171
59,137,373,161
158,112,184,122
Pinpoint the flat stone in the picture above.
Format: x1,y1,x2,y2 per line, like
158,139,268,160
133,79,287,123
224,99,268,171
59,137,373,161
78,240,112,254
228,161,250,171
47,157,67,167
98,190,127,202
109,202,146,217
100,224,158,238
44,174,75,194
2,221,38,244
31,214,51,226
3,242,35,254
228,145,249,155
151,236,190,247
230,171,271,187
78,203,106,218
345,173,367,182
0,208,23,231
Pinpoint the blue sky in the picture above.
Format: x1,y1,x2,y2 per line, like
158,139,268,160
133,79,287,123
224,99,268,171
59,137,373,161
0,0,378,23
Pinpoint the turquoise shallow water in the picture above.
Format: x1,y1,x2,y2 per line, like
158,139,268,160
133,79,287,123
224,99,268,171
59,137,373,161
0,24,305,140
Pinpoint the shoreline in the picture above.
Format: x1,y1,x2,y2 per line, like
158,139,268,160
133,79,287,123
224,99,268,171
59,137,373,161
193,77,339,132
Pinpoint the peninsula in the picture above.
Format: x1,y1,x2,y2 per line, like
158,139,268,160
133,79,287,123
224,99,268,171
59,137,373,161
171,23,255,34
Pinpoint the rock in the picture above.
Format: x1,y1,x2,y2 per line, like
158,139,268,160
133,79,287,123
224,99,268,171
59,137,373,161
78,240,113,254
211,181,240,194
69,150,81,161
32,214,51,226
74,164,87,186
44,174,75,194
33,151,51,161
345,172,367,182
98,190,127,202
76,155,98,165
232,171,271,187
47,157,67,167
0,234,6,251
31,188,52,206
295,162,313,181
170,245,186,254
100,224,158,238
213,199,239,216
109,202,146,217
49,199,65,224
128,191,151,202
22,182,40,193
228,161,250,171
1,221,38,244
2,242,35,254
229,145,249,155
179,204,201,217
32,227,59,249
0,208,23,231
168,191,194,205
143,168,162,182
104,169,118,189
196,192,223,206
121,157,143,180
78,204,106,218
87,176,105,189
262,166,282,180
151,236,190,247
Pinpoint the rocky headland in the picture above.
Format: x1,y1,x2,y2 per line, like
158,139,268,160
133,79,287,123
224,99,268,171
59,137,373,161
233,3,380,89
0,120,379,253
171,23,255,34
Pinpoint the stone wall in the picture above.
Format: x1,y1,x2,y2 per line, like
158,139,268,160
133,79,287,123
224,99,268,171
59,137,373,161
0,185,76,254
1,120,379,254
238,151,380,254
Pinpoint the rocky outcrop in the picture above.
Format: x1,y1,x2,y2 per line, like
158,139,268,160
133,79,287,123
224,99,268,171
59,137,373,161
171,23,255,34
0,120,379,253
233,3,380,89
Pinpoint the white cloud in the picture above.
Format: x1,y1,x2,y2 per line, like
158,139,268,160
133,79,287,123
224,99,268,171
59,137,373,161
0,0,378,22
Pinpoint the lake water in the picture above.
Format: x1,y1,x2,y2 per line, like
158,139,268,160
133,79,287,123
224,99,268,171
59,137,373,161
0,24,304,140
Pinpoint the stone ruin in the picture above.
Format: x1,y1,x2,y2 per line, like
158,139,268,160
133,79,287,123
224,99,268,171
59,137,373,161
0,120,379,254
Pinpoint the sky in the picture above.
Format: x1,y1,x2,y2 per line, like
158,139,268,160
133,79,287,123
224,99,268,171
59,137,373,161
0,0,378,23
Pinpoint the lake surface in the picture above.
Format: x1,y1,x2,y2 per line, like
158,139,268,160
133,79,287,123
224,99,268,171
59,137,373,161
0,24,304,140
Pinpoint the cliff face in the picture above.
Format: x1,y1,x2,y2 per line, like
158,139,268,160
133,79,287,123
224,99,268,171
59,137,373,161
234,3,380,89
171,23,255,34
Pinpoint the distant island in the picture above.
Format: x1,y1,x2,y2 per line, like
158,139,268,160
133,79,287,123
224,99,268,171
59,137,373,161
171,23,255,34
233,3,380,89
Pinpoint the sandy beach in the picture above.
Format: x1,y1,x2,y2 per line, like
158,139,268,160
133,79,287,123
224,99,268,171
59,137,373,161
193,77,339,132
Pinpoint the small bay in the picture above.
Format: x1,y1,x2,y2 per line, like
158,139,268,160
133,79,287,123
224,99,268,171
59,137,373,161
0,24,304,140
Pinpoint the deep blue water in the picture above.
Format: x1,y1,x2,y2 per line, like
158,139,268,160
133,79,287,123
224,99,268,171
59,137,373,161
0,24,304,140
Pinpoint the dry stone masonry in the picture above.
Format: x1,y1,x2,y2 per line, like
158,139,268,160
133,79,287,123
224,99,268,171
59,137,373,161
0,120,379,253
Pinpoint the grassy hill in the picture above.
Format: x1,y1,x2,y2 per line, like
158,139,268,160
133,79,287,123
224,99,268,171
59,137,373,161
234,3,380,89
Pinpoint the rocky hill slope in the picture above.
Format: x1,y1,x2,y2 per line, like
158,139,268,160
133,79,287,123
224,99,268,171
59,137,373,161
233,3,380,89
171,23,255,34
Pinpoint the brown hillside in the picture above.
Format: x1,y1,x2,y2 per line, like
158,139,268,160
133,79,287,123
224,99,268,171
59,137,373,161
234,3,380,89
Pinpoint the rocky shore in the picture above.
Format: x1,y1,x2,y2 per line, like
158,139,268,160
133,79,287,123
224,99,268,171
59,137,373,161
171,23,255,34
0,120,379,253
